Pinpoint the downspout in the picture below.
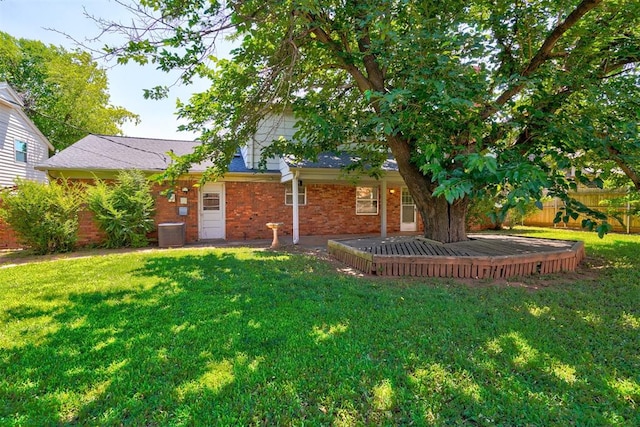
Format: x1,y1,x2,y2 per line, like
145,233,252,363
293,171,300,244
380,180,388,238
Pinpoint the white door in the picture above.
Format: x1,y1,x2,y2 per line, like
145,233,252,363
200,183,225,239
401,187,417,232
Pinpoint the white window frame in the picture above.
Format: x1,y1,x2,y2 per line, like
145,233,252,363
14,140,27,163
356,186,379,215
285,184,307,206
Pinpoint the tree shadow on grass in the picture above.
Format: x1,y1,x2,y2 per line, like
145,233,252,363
588,240,640,268
1,248,638,425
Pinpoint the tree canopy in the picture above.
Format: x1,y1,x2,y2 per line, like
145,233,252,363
0,31,139,151
99,0,639,242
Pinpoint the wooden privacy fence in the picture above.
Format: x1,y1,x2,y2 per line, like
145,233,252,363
328,235,585,279
524,190,640,233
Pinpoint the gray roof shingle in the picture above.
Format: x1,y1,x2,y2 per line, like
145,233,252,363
284,152,399,171
37,134,399,176
36,134,269,174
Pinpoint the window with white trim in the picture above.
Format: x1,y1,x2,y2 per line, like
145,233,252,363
285,183,307,206
14,140,27,163
356,186,378,215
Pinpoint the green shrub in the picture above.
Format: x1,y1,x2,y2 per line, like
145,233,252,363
86,170,155,248
467,193,543,231
467,196,502,230
503,200,541,228
0,178,83,254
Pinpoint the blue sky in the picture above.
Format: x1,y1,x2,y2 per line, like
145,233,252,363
0,0,231,140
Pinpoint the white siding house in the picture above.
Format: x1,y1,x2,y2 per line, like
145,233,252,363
0,82,53,188
241,113,297,170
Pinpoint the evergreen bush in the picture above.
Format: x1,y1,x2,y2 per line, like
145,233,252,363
0,179,83,254
86,170,155,248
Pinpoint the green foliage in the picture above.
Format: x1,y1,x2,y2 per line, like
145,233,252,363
598,187,640,220
0,178,83,254
86,171,156,248
98,0,639,240
0,228,639,424
467,191,542,230
504,200,542,228
0,31,139,150
466,195,501,230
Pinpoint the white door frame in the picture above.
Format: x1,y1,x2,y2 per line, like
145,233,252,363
199,182,226,239
400,187,417,232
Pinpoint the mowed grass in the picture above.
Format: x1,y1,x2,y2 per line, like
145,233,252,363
1,228,638,426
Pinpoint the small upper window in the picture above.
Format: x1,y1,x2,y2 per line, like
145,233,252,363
203,192,221,211
14,140,27,163
356,186,379,215
285,184,307,206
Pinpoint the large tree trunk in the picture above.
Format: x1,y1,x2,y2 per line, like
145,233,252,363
341,35,470,243
387,135,469,243
419,194,470,243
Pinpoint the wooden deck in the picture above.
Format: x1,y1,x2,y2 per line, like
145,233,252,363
327,234,585,279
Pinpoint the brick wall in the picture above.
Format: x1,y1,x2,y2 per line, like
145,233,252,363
1,178,429,249
299,183,384,236
65,178,104,247
71,179,202,247
154,180,419,243
68,179,204,246
0,193,104,249
0,196,19,248
225,181,290,240
224,182,411,240
0,219,19,249
1,179,202,249
76,211,105,246
152,180,200,243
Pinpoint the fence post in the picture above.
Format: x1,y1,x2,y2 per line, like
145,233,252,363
627,200,631,234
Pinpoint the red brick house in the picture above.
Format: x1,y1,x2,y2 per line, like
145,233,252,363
33,116,422,246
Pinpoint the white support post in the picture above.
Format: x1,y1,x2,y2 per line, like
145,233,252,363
292,171,300,244
380,180,388,238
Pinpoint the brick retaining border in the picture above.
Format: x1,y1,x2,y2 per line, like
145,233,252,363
328,239,585,279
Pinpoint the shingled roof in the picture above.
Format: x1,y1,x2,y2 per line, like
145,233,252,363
37,134,400,177
283,152,399,171
36,134,265,174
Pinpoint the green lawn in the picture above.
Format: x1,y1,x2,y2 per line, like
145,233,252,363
1,228,638,426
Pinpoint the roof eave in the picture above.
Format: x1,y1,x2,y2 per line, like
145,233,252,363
287,165,404,184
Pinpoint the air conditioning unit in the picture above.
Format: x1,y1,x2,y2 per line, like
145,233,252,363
158,222,186,248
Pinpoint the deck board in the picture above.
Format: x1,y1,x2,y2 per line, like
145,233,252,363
342,234,575,257
328,234,585,279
